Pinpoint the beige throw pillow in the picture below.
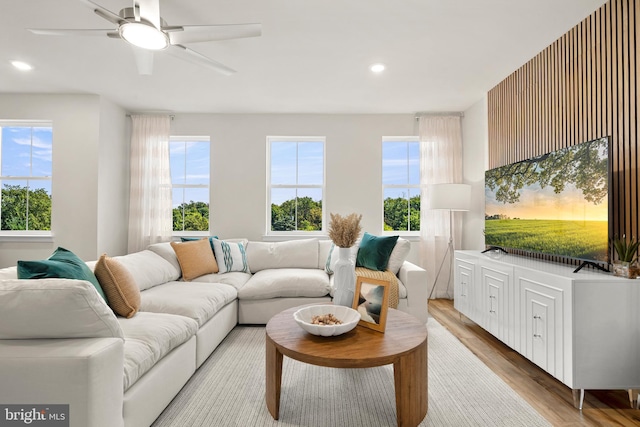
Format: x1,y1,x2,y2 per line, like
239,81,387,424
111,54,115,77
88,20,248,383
170,238,219,281
94,254,141,318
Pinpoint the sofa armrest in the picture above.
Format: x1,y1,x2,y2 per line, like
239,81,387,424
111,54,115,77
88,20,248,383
0,338,124,427
398,260,428,324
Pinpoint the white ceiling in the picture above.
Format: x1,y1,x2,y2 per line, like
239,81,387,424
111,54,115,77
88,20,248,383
0,0,607,114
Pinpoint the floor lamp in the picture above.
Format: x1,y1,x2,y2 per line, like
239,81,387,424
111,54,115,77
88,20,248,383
427,183,471,299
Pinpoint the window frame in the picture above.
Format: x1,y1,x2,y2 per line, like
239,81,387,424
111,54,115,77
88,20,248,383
0,120,53,240
266,136,326,237
169,135,211,237
381,136,421,237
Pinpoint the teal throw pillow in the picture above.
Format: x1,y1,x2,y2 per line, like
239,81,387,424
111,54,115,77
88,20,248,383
356,232,399,271
17,247,106,301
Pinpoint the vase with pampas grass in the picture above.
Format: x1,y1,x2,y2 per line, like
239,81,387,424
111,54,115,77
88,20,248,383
328,213,362,307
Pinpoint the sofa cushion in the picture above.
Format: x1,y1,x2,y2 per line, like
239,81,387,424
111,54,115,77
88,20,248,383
386,238,411,275
94,254,141,318
318,240,333,269
238,268,330,300
114,250,180,291
247,239,319,272
139,281,237,327
118,312,197,391
17,247,106,301
0,266,17,280
0,278,123,340
170,239,219,280
211,239,250,274
191,272,252,291
147,242,181,275
356,233,399,271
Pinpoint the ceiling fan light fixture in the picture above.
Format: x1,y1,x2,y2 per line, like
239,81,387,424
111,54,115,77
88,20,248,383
119,21,168,50
370,63,385,73
11,60,33,71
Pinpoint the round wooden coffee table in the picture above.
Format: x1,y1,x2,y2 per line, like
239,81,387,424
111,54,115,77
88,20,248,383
265,305,428,427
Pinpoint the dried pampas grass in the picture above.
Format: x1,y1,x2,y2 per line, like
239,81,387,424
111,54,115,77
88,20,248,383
328,213,362,248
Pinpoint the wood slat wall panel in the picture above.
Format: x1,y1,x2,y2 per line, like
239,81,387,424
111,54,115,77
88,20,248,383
487,0,639,261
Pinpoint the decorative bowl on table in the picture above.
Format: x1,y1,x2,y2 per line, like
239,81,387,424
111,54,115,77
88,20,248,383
293,304,361,337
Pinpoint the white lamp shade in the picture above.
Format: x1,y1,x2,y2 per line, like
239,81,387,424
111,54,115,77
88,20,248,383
428,183,471,211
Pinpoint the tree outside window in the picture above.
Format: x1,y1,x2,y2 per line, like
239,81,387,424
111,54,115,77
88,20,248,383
0,123,52,231
268,137,325,233
382,138,420,233
170,136,210,232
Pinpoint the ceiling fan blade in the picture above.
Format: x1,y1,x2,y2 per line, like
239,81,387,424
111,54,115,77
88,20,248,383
167,23,261,45
132,47,154,75
28,28,119,38
79,0,124,26
135,0,161,29
167,45,235,75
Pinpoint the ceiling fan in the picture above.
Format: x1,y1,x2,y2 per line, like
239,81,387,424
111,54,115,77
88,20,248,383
28,0,261,75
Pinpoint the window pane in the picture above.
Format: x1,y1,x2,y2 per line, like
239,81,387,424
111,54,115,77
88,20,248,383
172,187,185,231
383,188,409,231
27,180,52,231
408,142,420,185
2,127,32,177
271,188,296,231
270,142,296,185
1,180,28,230
408,188,421,231
382,142,407,185
172,187,209,232
298,142,323,185
169,141,186,185
185,142,209,185
296,188,322,231
31,127,52,177
182,188,209,231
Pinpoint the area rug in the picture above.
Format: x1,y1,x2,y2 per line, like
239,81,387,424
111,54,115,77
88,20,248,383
152,319,550,426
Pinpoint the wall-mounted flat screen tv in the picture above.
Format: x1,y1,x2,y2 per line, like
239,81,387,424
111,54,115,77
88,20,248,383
484,137,610,264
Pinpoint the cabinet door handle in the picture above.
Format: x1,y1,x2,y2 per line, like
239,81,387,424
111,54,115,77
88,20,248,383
533,315,542,338
489,296,496,313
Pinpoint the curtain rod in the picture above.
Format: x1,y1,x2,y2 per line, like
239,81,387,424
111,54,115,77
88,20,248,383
414,112,464,119
126,114,175,120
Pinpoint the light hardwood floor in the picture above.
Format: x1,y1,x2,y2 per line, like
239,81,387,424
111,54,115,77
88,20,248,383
428,299,640,427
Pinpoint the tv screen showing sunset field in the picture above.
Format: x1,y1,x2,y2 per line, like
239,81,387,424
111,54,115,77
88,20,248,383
484,137,609,262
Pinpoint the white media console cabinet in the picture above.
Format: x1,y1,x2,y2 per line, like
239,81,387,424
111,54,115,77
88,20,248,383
454,250,640,409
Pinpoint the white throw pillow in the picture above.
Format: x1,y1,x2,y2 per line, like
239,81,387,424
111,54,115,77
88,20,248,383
0,278,124,339
114,250,181,291
246,239,319,272
386,238,411,275
211,239,251,274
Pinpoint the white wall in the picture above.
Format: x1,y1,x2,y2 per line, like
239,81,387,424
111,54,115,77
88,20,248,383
170,113,421,263
461,96,488,250
97,98,129,257
0,94,128,267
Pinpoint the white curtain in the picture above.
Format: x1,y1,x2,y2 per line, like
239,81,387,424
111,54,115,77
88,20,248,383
127,115,172,253
419,115,464,299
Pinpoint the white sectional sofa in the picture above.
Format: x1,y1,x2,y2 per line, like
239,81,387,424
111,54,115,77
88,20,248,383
0,238,428,427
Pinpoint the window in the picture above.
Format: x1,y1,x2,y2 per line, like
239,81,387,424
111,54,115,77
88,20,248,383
382,138,420,233
0,122,53,232
170,136,210,233
267,137,325,233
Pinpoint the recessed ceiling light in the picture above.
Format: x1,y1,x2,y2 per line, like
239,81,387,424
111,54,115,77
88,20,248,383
11,61,33,71
370,63,385,73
